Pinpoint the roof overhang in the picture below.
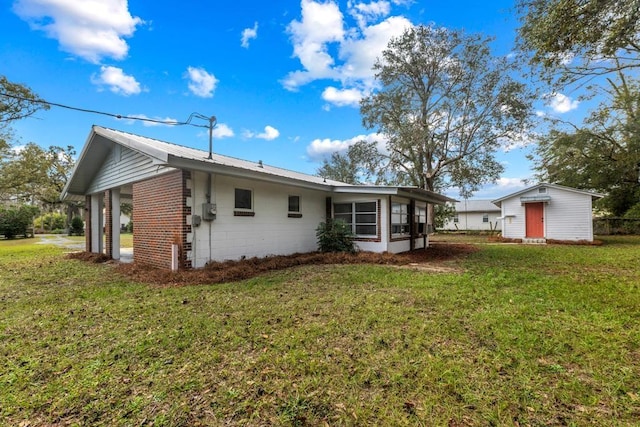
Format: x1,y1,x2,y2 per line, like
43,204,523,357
332,185,456,205
520,195,551,203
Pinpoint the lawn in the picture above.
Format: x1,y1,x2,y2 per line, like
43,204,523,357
1,237,639,426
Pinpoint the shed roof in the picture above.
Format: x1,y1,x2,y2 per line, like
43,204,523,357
491,183,604,207
62,126,454,205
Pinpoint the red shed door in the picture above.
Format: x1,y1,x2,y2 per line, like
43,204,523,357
525,202,544,238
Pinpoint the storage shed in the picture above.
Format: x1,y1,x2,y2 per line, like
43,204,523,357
491,183,603,242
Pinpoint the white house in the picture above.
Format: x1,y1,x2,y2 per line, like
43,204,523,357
61,126,453,269
491,183,603,242
442,199,501,231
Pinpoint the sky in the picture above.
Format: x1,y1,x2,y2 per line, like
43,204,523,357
0,0,589,200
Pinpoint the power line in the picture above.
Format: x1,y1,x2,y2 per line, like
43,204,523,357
0,91,211,128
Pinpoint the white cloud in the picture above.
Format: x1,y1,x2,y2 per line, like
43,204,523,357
212,123,234,138
322,86,364,107
349,1,391,28
338,15,411,83
241,22,258,48
13,0,143,63
185,66,218,98
257,125,280,140
495,177,529,191
306,132,386,161
91,66,141,95
283,0,411,107
283,0,345,90
243,125,281,141
547,93,579,114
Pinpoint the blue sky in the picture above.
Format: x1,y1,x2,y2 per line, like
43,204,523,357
1,0,588,199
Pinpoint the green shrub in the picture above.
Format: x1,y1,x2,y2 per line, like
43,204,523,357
126,221,133,233
69,216,84,236
316,219,356,253
0,205,39,239
623,202,640,219
33,212,66,231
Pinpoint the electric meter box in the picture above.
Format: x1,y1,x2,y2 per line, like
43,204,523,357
202,203,217,221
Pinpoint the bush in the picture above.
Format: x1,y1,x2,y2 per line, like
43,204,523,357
0,205,39,239
316,219,356,253
33,212,66,232
69,216,84,236
126,221,133,233
624,202,640,219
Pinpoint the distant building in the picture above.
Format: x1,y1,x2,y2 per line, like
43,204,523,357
442,199,501,231
492,183,603,242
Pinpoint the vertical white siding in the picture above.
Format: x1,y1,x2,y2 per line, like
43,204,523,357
500,187,594,241
500,196,526,239
545,188,594,241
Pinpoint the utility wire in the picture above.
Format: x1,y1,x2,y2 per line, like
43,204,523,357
0,91,211,128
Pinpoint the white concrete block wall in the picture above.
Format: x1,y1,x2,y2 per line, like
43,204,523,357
190,172,327,266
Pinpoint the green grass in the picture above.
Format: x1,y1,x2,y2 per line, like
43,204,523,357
1,237,639,426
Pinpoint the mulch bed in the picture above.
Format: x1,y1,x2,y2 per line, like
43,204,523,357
65,243,477,286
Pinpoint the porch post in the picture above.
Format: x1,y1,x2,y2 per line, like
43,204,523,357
111,188,121,260
90,193,103,254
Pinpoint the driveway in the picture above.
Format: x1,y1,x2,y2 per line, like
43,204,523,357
37,234,133,263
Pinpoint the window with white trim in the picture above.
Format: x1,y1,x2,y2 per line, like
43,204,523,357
482,213,489,223
453,214,459,223
391,202,410,236
334,201,377,237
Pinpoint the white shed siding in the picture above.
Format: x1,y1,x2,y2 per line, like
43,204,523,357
545,188,593,241
87,145,173,194
189,172,327,266
500,196,526,239
498,186,595,241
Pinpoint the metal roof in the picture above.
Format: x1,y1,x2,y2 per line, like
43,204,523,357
62,126,453,205
453,199,500,213
491,183,604,207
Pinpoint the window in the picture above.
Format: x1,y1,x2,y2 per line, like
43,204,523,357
482,213,489,223
416,206,427,234
288,195,302,218
288,195,300,213
453,214,459,223
334,201,377,237
391,202,410,236
539,187,547,193
234,188,252,210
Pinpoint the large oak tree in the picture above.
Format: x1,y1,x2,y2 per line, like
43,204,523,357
357,25,533,199
516,0,640,84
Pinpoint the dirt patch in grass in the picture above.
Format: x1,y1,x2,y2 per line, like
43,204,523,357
105,242,477,286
